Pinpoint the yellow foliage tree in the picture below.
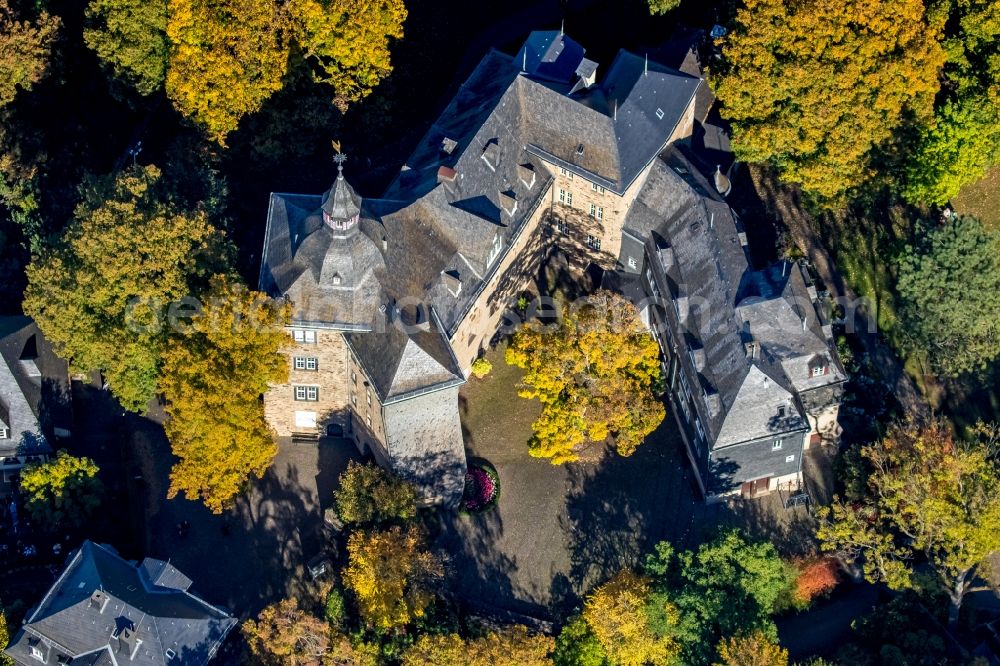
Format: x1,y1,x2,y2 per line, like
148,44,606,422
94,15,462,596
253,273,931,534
714,631,788,666
0,0,60,107
342,526,443,630
24,165,228,413
714,0,945,201
505,290,664,464
583,570,679,666
160,277,289,513
165,0,287,143
402,626,554,666
287,0,406,110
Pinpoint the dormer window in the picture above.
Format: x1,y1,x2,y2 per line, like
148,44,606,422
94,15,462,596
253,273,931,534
812,365,827,377
332,273,342,285
0,428,7,439
487,234,503,266
481,140,499,171
808,355,829,377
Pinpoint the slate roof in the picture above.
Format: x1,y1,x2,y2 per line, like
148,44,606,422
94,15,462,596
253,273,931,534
321,166,362,222
514,30,588,83
5,542,235,666
0,317,70,459
622,146,833,449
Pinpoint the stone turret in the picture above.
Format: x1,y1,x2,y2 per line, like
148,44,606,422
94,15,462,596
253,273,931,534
321,155,362,233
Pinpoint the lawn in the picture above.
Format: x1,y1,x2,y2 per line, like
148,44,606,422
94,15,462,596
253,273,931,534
953,165,1000,231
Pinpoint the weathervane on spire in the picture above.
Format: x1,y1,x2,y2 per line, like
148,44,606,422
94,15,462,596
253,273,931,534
331,140,347,178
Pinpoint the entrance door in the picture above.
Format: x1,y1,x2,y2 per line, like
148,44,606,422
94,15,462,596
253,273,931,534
753,477,771,496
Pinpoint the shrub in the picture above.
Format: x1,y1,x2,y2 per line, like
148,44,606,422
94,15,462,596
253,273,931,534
461,464,500,513
324,587,347,629
470,357,492,378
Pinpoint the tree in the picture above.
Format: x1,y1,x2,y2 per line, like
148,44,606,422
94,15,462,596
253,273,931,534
714,0,945,200
24,166,228,412
165,0,287,143
790,556,839,608
286,0,406,111
903,98,1000,206
0,607,13,666
714,632,788,666
160,277,289,513
19,451,103,530
0,0,60,108
817,419,1000,628
505,290,664,464
84,0,168,95
896,215,1000,376
554,616,607,666
582,570,679,666
402,626,554,666
333,460,417,526
243,598,334,665
643,532,795,665
646,0,681,15
342,526,443,630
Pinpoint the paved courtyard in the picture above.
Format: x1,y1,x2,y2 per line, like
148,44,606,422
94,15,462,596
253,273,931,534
130,418,361,618
438,346,825,619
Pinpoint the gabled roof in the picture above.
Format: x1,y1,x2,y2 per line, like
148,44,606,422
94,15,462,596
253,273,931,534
0,317,70,458
5,542,235,666
514,30,587,83
714,365,807,448
346,310,464,403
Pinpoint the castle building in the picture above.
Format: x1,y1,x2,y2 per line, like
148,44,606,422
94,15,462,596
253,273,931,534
259,30,844,504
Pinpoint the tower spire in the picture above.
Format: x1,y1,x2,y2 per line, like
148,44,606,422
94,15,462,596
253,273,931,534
560,19,564,36
644,52,648,76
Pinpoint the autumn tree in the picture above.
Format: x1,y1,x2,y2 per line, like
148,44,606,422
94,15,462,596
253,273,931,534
165,0,287,142
402,626,554,666
646,0,681,15
0,607,11,666
84,0,168,95
0,0,60,108
714,0,945,200
24,166,228,412
582,570,679,666
20,451,103,530
817,419,1000,628
506,290,664,464
243,598,331,665
286,0,406,110
714,632,788,666
160,277,289,513
342,526,443,630
790,556,839,608
333,460,417,526
643,531,795,665
896,215,1000,376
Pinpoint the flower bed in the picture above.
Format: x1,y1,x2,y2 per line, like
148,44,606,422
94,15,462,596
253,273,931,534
462,463,500,513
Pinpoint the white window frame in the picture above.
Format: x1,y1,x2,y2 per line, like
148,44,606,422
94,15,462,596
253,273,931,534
628,256,637,269
586,235,601,251
555,219,568,235
294,386,319,402
596,206,604,220
487,233,503,266
591,183,605,194
292,329,316,344
0,428,7,440
772,439,783,451
30,646,44,662
589,203,597,218
293,357,318,371
785,454,796,463
559,167,574,180
812,365,827,377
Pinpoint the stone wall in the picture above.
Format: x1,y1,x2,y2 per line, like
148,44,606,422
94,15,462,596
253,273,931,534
264,328,350,437
449,181,554,371
345,348,389,461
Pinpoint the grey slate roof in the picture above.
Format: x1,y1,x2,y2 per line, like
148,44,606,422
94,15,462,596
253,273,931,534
514,30,587,84
0,317,70,458
321,167,362,222
622,146,827,449
5,542,235,666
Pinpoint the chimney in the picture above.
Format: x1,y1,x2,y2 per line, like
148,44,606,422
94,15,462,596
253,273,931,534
437,166,457,184
90,590,110,614
440,137,457,155
118,626,142,661
691,346,706,371
658,245,675,271
481,140,499,171
674,292,689,322
705,387,722,417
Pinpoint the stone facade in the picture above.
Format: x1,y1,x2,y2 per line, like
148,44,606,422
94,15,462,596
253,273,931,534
264,327,350,438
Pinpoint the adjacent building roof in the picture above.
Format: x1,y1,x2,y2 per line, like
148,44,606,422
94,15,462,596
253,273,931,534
5,541,235,666
621,146,838,450
0,317,71,459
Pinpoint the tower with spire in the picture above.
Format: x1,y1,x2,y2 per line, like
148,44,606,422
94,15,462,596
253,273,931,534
321,151,362,234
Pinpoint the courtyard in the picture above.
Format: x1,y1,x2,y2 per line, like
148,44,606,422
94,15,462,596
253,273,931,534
438,344,830,620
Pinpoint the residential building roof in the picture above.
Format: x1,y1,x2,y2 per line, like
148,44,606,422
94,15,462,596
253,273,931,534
4,541,235,666
0,317,71,459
